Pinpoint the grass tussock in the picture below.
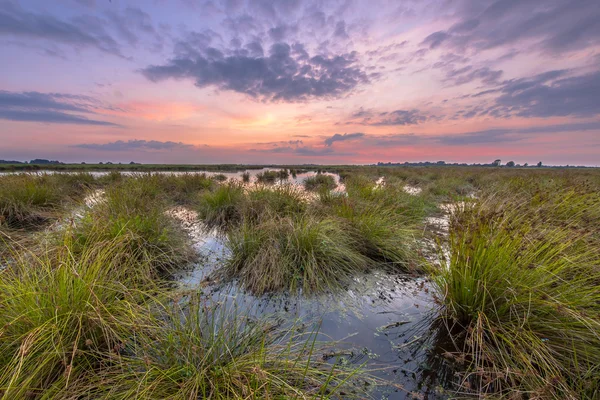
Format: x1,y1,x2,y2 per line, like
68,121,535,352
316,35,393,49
434,188,600,398
0,234,368,399
303,173,337,191
197,175,425,293
255,170,280,184
61,293,367,399
0,173,95,228
225,215,369,294
74,175,193,275
0,235,150,398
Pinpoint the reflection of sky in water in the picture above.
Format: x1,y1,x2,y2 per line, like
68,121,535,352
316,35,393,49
175,225,456,399
20,168,455,398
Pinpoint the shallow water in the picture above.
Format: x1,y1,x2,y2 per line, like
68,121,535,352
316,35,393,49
171,208,457,399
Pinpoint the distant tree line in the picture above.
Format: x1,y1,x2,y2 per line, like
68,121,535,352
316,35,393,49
0,159,63,164
376,160,592,168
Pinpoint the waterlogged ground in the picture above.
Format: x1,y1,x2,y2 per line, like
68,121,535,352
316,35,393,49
51,170,457,398
164,172,459,399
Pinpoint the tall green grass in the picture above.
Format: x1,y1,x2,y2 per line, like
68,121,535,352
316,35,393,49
60,293,368,399
74,175,193,275
0,235,150,398
0,234,369,399
304,174,337,191
0,173,95,228
226,215,369,294
434,190,600,398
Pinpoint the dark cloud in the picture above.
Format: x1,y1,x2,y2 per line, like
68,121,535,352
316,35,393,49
345,108,429,126
444,66,503,86
268,24,297,41
0,90,118,126
324,132,365,146
74,140,194,151
420,31,449,49
489,70,600,118
424,0,600,54
0,109,118,126
333,21,349,39
0,91,92,113
105,7,162,49
141,40,371,102
0,1,123,56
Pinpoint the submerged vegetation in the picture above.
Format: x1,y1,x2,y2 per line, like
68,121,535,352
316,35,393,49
0,166,599,398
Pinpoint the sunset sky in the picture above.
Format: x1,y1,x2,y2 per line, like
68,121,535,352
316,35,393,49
1,0,599,165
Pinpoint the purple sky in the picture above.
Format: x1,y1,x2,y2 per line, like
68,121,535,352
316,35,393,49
1,0,599,165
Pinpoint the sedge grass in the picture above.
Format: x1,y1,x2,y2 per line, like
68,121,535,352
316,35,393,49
303,174,337,191
225,214,370,294
0,234,151,398
58,292,369,399
433,189,600,398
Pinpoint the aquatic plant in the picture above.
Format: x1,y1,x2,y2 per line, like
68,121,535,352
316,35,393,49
303,174,337,191
60,293,369,399
255,170,279,184
241,171,250,183
225,215,369,294
0,173,94,228
74,176,193,275
197,182,246,230
434,190,600,398
0,235,150,398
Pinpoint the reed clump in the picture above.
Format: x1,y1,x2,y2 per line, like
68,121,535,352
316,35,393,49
62,293,368,399
434,188,600,398
225,214,370,294
74,175,193,276
0,173,95,228
303,173,337,191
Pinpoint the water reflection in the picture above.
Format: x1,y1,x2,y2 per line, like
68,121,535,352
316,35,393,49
174,222,458,399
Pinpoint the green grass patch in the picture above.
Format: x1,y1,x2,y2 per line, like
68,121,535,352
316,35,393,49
433,190,600,398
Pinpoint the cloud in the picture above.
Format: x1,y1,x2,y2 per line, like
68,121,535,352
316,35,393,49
344,108,429,126
444,66,503,86
0,109,118,126
105,7,162,49
324,132,365,146
141,39,371,102
0,1,123,56
0,90,118,126
0,91,92,113
420,31,449,49
422,0,600,55
486,70,600,118
74,140,194,151
371,121,600,147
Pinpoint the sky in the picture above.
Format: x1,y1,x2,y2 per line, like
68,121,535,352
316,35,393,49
0,0,599,166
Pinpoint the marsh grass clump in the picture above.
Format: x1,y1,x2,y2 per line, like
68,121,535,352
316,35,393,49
244,184,306,222
241,171,250,183
197,182,246,230
212,173,228,182
0,173,94,228
66,293,368,399
74,176,193,275
226,215,369,294
333,200,418,269
0,235,149,398
303,173,337,191
255,170,279,184
156,173,213,204
434,190,600,398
